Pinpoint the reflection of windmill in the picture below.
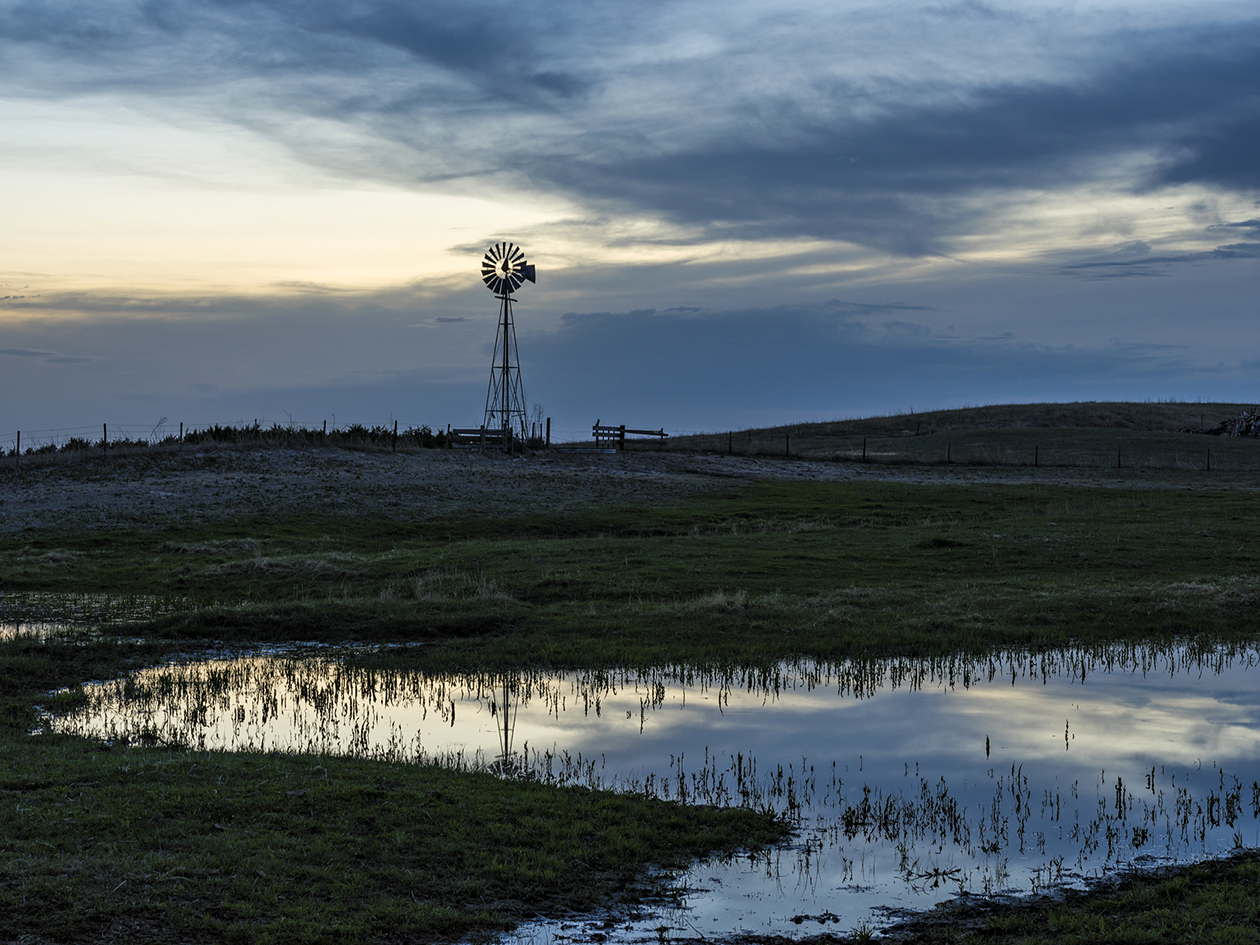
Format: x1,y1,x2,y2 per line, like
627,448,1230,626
487,675,521,776
480,242,536,446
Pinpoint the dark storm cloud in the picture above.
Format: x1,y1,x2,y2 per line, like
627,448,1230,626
0,0,596,106
523,303,1225,428
1,281,1256,434
534,29,1260,253
4,3,1260,254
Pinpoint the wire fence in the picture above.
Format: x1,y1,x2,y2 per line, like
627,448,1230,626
0,418,457,466
646,426,1260,472
7,417,1260,473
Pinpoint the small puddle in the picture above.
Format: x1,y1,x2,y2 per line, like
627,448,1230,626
0,619,82,641
51,644,1260,938
0,592,196,640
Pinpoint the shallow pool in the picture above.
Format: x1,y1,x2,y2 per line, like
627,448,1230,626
53,644,1260,938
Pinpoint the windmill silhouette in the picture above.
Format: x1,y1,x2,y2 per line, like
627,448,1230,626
480,242,536,445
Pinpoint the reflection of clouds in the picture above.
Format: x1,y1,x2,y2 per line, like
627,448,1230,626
54,646,1260,936
916,682,1260,767
58,650,1260,771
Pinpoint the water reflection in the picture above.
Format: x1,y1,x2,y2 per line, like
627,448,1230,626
0,618,76,641
0,592,193,640
53,644,1260,937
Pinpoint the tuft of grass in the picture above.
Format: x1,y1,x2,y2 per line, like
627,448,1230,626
888,853,1260,943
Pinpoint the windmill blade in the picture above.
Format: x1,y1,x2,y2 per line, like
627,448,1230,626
508,274,523,291
509,246,524,262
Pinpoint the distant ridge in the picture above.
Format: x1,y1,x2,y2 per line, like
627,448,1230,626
677,402,1259,443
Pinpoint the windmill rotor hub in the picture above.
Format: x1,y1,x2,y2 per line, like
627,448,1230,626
481,241,537,296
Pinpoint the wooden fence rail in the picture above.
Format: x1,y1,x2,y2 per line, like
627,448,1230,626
592,421,668,450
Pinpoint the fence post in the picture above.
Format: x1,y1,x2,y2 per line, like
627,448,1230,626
103,423,108,456
946,441,951,464
480,425,486,452
392,420,398,452
179,422,184,447
546,417,551,446
862,437,867,462
15,431,19,470
1117,447,1122,469
1034,445,1038,467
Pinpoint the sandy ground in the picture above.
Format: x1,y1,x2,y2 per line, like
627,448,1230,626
0,443,1254,533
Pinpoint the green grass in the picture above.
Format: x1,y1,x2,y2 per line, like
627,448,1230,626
6,480,1260,668
886,853,1260,943
7,456,1260,942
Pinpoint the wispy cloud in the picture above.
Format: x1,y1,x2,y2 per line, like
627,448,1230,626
1062,216,1260,278
0,347,93,364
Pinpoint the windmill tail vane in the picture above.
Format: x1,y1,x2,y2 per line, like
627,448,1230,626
481,242,535,444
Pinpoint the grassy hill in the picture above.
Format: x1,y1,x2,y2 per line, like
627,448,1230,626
660,401,1260,471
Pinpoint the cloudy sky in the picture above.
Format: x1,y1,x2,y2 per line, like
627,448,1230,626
2,0,1259,440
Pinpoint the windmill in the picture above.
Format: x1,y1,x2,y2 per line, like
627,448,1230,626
480,242,536,446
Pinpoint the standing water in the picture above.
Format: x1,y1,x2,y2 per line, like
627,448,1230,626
52,644,1260,937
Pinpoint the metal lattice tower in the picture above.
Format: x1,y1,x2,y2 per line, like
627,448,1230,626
480,242,536,444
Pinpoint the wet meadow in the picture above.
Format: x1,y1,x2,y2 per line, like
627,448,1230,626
5,431,1260,942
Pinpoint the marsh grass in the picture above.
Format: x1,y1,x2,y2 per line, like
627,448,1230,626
411,568,517,603
9,479,1259,667
0,638,787,944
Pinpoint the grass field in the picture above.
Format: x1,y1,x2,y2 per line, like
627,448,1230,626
4,401,1260,943
6,478,1260,667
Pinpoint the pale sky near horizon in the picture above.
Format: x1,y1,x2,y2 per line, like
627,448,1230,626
2,0,1259,440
